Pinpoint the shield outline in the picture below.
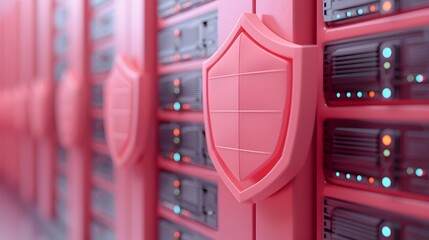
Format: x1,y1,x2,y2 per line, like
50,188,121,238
203,14,317,203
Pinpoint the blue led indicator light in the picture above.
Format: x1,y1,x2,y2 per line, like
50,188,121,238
346,173,351,179
382,226,392,237
346,11,352,17
173,205,181,214
357,9,364,15
336,92,341,98
173,153,181,162
382,47,392,58
346,92,351,98
357,91,363,98
382,88,392,99
382,177,392,188
416,168,423,177
173,102,181,111
356,175,362,182
416,74,424,83
336,14,341,19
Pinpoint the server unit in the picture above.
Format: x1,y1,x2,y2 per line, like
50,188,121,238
323,0,429,25
324,27,429,106
159,122,212,168
159,171,218,229
324,198,429,239
325,120,429,196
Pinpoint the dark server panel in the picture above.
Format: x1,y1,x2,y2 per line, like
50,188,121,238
323,0,429,25
91,186,115,220
159,171,218,229
324,27,429,106
158,11,218,64
325,120,429,196
56,147,68,232
92,118,106,142
91,47,115,74
91,220,115,240
159,219,211,240
158,0,214,18
92,82,104,109
159,122,212,168
92,153,114,182
91,11,114,41
324,198,429,239
159,71,203,111
89,1,116,239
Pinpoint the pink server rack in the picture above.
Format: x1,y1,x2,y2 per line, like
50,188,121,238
317,1,429,239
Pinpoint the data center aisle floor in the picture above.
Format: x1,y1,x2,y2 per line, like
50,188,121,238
0,186,50,240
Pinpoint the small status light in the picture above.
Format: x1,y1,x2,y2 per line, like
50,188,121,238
173,102,181,111
174,29,181,37
173,79,181,86
336,14,341,19
383,62,391,69
173,205,181,214
406,167,414,175
370,5,377,12
173,87,180,94
173,137,180,144
346,173,351,179
416,168,424,177
382,1,393,12
382,226,392,237
357,175,363,182
368,177,375,184
336,172,340,177
173,231,181,239
346,11,352,17
382,177,392,188
382,47,392,58
173,180,181,188
173,189,181,195
357,9,364,15
407,74,414,82
382,88,392,99
369,91,376,98
416,74,424,83
336,92,341,98
382,135,392,146
383,149,391,157
173,153,181,162
173,128,180,136
357,91,363,98
346,92,351,98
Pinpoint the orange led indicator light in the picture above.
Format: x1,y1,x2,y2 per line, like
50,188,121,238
369,91,376,98
183,156,191,162
173,180,181,188
173,231,181,239
173,128,180,136
383,1,392,12
182,104,191,110
369,5,376,12
382,135,392,146
173,79,180,87
368,177,375,184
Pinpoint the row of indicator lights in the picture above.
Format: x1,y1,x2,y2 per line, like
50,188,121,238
335,172,370,183
407,74,426,83
173,179,181,196
406,167,426,177
381,134,393,188
171,102,192,111
173,205,191,217
335,4,378,20
335,171,392,188
336,89,391,99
